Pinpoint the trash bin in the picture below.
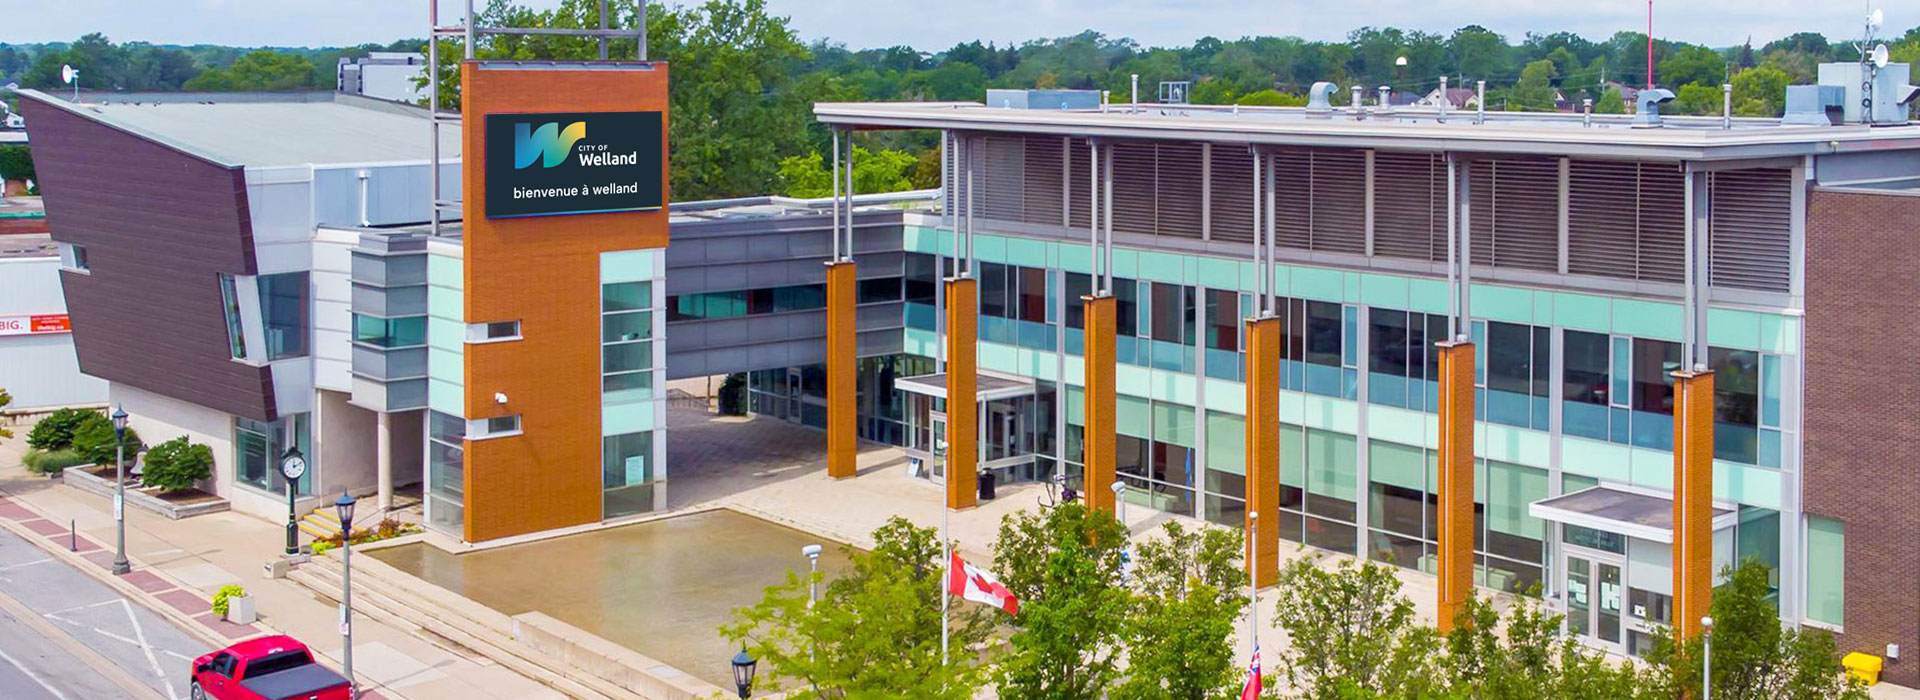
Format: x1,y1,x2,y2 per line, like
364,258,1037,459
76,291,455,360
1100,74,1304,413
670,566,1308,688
977,471,997,501
1843,652,1882,686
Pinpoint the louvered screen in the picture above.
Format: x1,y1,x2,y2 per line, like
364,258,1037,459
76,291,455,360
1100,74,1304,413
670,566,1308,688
1311,148,1368,255
943,134,958,224
1275,150,1313,250
1568,160,1645,279
1111,141,1159,237
1210,147,1256,244
1708,169,1792,293
1156,142,1205,240
980,136,1025,223
1635,163,1686,284
1023,135,1065,226
1468,158,1560,271
1068,138,1092,232
1372,151,1444,261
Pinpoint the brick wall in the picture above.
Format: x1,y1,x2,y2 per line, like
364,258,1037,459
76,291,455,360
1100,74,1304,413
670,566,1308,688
1804,188,1920,687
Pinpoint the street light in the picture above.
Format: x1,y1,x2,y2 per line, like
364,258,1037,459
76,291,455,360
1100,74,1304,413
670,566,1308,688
1701,615,1714,700
802,544,823,608
279,446,307,557
335,490,357,699
731,645,758,699
110,406,130,576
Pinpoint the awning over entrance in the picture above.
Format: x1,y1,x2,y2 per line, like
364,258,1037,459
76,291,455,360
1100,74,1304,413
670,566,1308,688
893,371,1036,402
1529,486,1737,545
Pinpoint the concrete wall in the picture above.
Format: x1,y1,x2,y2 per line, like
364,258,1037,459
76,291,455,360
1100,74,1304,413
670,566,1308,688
111,382,237,503
317,388,378,502
0,257,108,410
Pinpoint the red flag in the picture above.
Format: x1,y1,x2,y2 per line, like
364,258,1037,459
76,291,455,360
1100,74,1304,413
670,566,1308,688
947,552,1018,616
1240,642,1262,700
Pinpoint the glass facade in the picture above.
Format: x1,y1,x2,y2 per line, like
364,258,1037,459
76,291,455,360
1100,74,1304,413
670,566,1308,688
353,314,426,348
603,431,654,519
219,274,247,359
426,410,464,532
1806,516,1844,626
602,274,662,518
258,272,309,360
234,413,312,496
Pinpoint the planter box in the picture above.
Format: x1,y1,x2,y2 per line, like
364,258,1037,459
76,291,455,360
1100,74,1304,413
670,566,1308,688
62,466,229,520
225,594,257,625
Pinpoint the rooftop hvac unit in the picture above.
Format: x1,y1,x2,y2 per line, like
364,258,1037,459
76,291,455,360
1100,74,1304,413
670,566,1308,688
1815,61,1918,125
1782,85,1848,126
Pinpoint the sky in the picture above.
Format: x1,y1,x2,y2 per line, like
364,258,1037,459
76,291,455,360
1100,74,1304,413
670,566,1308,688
0,0,1892,52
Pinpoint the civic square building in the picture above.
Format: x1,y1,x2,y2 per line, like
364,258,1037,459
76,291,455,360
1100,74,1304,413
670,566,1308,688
16,60,1920,681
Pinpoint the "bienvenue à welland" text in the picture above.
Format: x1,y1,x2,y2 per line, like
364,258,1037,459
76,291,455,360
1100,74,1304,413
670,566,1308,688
513,150,644,200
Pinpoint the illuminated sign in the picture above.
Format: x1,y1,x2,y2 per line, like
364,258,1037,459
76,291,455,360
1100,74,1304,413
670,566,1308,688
0,314,70,336
484,111,663,219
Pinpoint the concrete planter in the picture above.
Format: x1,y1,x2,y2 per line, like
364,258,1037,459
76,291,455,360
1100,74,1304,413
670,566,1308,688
225,594,257,625
61,466,229,520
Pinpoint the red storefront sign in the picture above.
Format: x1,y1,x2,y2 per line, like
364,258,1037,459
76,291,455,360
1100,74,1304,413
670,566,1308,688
0,314,71,336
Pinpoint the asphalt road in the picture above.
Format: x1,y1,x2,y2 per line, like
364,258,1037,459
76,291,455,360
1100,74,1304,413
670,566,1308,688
0,527,208,700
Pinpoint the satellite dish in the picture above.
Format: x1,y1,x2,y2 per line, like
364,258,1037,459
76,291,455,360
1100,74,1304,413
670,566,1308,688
1873,44,1891,69
60,64,77,85
1868,9,1884,30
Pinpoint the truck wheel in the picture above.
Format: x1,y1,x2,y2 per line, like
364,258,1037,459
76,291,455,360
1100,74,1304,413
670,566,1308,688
190,681,207,700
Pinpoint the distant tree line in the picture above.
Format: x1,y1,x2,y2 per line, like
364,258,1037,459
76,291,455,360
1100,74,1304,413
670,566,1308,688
0,34,425,92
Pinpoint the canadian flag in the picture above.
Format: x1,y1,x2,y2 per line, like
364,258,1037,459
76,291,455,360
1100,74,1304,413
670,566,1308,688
1239,642,1262,700
947,552,1019,616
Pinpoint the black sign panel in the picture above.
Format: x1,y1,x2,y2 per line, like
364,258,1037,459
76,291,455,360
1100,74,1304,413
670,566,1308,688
484,110,663,219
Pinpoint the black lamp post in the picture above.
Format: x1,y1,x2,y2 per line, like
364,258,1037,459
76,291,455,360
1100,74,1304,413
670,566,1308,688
730,645,757,699
335,490,357,698
110,406,130,575
279,446,306,557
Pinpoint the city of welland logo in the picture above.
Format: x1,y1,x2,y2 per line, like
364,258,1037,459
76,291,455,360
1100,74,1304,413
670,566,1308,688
513,121,588,169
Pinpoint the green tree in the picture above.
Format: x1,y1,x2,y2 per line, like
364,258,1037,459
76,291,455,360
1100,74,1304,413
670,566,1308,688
140,436,213,492
723,517,990,699
1113,521,1246,700
70,412,140,468
1442,594,1643,700
1449,25,1508,80
1235,89,1306,107
1671,83,1722,116
993,502,1130,700
1271,556,1444,700
1731,66,1791,117
1658,45,1726,89
26,407,95,451
1506,59,1559,111
184,50,321,91
775,144,917,199
1595,86,1628,114
0,145,31,184
1640,559,1868,700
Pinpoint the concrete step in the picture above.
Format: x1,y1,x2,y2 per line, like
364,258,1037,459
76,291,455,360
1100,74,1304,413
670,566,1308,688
299,511,343,540
296,520,336,540
288,558,639,700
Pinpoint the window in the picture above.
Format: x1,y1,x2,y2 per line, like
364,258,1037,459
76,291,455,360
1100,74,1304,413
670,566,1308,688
1562,330,1615,441
219,274,247,360
467,414,520,439
235,414,311,496
1482,321,1549,429
904,253,938,304
1710,348,1760,464
1204,290,1243,381
1806,516,1845,627
1292,301,1356,398
1368,308,1447,411
666,283,829,321
1630,337,1681,449
857,277,901,304
1064,272,1092,330
604,280,659,407
354,315,426,348
603,431,655,519
426,411,465,532
257,272,309,360
467,320,521,342
59,242,88,273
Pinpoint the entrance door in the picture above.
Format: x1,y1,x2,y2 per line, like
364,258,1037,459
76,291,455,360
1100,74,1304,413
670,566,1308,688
1562,549,1625,652
926,411,948,483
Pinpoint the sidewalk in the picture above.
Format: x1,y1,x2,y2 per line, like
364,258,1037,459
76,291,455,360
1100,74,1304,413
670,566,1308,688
0,433,566,700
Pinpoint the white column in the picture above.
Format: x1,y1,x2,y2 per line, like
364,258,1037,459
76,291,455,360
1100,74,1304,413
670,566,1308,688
376,411,393,512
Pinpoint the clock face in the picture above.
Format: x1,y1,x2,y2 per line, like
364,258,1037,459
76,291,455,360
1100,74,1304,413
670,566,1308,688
280,456,307,480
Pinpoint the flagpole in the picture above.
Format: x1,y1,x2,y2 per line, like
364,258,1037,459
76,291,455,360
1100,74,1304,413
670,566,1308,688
941,497,951,671
1247,510,1258,647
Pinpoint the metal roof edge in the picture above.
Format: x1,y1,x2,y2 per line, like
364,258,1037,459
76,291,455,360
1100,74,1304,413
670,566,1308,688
13,88,246,170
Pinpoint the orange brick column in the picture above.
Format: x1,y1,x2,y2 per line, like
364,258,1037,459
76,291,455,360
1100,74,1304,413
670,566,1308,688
1244,316,1281,587
945,277,978,510
825,260,858,479
1082,294,1118,515
1672,369,1715,639
1435,339,1476,632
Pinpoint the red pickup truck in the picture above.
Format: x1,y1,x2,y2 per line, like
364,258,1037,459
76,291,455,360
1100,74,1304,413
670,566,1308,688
190,635,352,700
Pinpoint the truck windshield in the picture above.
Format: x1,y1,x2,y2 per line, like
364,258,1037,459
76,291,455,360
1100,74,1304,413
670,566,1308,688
246,650,315,678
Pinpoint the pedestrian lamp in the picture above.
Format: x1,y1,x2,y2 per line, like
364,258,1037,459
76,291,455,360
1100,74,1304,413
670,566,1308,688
110,406,130,576
279,446,307,557
802,544,823,608
335,490,358,698
1701,615,1715,700
730,645,758,699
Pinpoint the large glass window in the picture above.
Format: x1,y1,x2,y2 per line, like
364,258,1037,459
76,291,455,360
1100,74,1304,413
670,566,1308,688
1562,330,1617,441
1368,308,1448,411
1364,439,1545,595
1805,516,1845,627
1481,321,1549,429
427,411,465,532
666,283,833,321
235,413,312,496
258,272,309,360
219,274,247,360
604,281,656,406
1711,348,1760,465
1113,396,1196,518
1562,331,1775,465
1631,337,1681,450
353,314,426,348
603,430,656,519
1204,289,1244,381
1282,300,1356,399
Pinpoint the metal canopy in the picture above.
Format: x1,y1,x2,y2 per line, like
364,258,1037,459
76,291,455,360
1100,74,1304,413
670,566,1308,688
1528,485,1738,545
893,371,1035,402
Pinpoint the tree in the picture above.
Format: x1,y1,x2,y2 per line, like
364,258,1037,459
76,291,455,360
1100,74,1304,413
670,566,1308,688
723,517,991,699
26,407,95,451
993,502,1130,700
1506,59,1559,111
1449,26,1507,80
183,50,320,91
1442,594,1643,700
1672,83,1723,116
1658,45,1726,89
1640,559,1868,700
1595,86,1628,114
1731,66,1791,117
141,436,213,492
1271,556,1444,700
71,412,140,468
0,145,32,185
1112,521,1246,700
774,145,917,199
1236,89,1306,107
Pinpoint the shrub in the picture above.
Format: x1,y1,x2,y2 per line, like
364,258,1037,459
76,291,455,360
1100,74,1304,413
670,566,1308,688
717,373,747,415
310,541,336,557
71,413,140,468
27,407,97,451
141,436,213,492
314,518,422,548
212,584,246,617
22,448,88,474
0,387,13,440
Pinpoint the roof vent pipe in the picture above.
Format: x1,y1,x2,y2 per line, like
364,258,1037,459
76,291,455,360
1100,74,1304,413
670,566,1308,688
1306,81,1339,118
1582,98,1593,127
1633,88,1677,126
1351,85,1364,119
1438,76,1449,122
1722,83,1733,129
1130,73,1139,114
1377,85,1393,115
1475,80,1486,124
